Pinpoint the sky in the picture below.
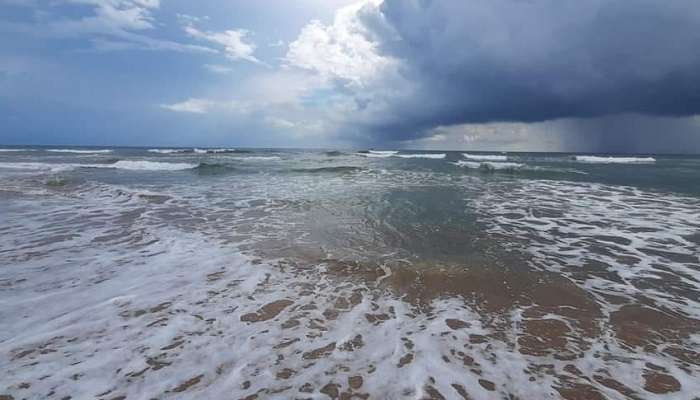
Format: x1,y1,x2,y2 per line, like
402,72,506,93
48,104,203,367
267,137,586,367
1,0,699,153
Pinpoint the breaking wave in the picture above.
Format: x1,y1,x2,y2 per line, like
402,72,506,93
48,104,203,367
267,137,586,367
194,148,239,154
357,151,445,159
0,160,198,172
147,149,192,154
454,160,524,171
0,162,76,172
107,160,199,171
574,155,656,164
396,153,446,159
149,148,243,155
462,153,508,161
46,149,113,154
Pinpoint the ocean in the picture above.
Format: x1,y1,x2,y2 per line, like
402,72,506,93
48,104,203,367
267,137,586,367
1,146,699,399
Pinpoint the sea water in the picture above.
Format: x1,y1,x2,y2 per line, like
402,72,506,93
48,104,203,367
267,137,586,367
1,146,699,399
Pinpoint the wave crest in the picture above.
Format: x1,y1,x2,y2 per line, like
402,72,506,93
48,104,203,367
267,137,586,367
454,160,524,171
47,149,113,154
109,160,198,171
463,153,507,161
396,153,446,159
574,156,656,164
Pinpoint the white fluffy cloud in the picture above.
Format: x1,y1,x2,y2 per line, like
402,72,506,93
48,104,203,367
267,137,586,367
160,98,248,114
160,98,214,114
23,0,215,54
285,0,394,87
63,0,159,31
185,25,261,64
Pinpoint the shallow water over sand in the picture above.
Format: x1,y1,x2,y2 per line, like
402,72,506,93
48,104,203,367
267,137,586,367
1,148,699,399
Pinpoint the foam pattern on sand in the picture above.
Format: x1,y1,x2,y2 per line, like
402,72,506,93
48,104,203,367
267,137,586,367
2,177,700,399
479,180,700,316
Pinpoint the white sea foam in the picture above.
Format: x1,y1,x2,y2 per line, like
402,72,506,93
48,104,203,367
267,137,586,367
46,149,113,154
358,151,445,159
193,148,238,154
3,180,699,399
0,160,198,173
396,153,446,159
574,155,656,163
147,148,190,154
0,148,33,152
357,150,398,158
480,179,700,318
2,173,700,399
0,162,77,172
454,160,524,171
358,152,392,158
0,184,586,399
462,153,508,161
149,148,238,154
108,160,198,171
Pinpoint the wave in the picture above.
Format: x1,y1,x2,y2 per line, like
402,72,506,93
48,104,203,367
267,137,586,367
357,151,446,159
324,151,344,157
152,148,241,154
0,162,76,172
148,148,192,154
194,148,239,154
396,153,446,159
574,155,656,164
149,148,245,155
0,148,33,152
108,160,198,171
454,160,524,171
357,150,398,158
46,149,113,154
463,153,507,161
357,152,393,158
1,160,201,173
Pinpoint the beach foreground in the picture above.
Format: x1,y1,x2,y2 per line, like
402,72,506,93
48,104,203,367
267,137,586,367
1,148,699,399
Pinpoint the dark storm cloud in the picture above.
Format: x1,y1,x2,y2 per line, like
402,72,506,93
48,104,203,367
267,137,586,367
357,0,700,140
